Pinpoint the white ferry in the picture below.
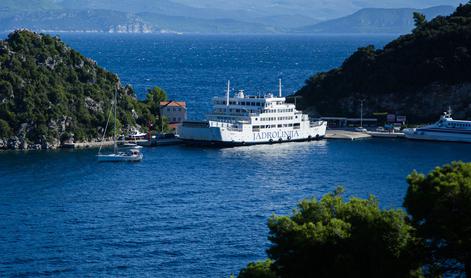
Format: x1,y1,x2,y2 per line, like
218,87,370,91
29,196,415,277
403,109,471,143
176,81,327,146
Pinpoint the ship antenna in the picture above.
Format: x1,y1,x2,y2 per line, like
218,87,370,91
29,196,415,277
226,80,230,106
278,78,282,97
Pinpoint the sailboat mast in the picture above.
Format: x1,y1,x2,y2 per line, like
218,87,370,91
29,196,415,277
113,87,117,153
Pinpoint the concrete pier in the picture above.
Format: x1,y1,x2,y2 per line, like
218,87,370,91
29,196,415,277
325,130,372,140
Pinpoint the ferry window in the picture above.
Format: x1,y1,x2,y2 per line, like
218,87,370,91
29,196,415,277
271,125,276,128
278,124,282,127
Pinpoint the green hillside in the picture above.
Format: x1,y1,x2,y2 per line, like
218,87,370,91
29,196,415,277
0,30,155,149
295,2,471,123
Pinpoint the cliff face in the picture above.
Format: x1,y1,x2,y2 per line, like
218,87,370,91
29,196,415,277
295,3,471,123
0,30,150,150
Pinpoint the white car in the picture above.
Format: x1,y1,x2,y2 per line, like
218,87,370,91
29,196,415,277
376,127,385,132
355,127,368,133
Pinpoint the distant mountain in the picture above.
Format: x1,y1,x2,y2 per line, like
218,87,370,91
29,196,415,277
0,0,461,34
295,5,455,34
0,10,155,33
137,13,277,34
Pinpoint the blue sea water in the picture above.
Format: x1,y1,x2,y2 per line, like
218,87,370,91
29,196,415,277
1,34,471,277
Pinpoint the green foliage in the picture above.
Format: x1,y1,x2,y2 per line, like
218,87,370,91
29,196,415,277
404,161,471,277
261,187,421,278
144,86,170,132
0,29,158,145
146,86,167,113
0,119,12,137
296,2,471,123
238,260,277,278
413,12,427,29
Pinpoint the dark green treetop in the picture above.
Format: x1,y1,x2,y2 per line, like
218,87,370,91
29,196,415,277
239,187,422,278
404,161,471,277
413,12,427,28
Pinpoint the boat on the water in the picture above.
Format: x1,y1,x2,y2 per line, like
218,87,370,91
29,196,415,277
97,89,143,162
176,80,327,146
403,109,471,143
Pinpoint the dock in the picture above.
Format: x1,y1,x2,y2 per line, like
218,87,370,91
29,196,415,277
367,131,405,138
325,130,372,140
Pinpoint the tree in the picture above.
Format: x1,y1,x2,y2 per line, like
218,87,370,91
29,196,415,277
0,119,12,138
413,12,427,29
146,86,167,114
404,162,471,278
262,188,421,278
238,260,277,278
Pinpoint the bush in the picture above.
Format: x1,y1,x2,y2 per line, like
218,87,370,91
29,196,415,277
238,260,276,278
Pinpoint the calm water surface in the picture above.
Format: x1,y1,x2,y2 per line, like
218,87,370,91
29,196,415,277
1,34,470,277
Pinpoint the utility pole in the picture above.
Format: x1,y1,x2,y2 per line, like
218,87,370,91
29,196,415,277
360,99,366,128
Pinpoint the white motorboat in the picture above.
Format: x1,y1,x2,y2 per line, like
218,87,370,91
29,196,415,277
403,109,471,143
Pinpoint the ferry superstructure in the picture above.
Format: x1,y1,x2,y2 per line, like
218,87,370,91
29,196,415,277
403,110,471,143
176,81,327,146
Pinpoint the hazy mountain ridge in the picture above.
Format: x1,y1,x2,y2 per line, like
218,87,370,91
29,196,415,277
0,0,462,33
0,9,156,33
295,5,455,33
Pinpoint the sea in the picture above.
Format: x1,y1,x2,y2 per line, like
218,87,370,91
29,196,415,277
1,34,471,277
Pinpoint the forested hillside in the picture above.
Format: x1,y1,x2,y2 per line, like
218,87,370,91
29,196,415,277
0,30,156,149
295,2,471,123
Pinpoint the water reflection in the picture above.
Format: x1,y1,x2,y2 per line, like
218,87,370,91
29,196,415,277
219,140,328,160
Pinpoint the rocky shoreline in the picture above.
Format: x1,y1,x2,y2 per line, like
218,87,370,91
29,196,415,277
0,137,114,151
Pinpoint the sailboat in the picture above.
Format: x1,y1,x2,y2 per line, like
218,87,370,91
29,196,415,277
97,88,143,162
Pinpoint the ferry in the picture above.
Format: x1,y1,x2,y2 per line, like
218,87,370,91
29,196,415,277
176,80,327,146
403,109,471,143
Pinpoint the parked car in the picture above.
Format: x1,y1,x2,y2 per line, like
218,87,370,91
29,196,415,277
355,127,368,133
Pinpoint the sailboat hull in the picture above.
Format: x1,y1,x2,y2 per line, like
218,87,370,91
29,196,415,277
97,153,143,162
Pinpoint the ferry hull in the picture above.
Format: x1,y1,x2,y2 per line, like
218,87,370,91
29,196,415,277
177,122,327,146
179,136,325,147
404,128,471,143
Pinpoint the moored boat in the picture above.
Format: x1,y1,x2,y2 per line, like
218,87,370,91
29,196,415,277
403,109,471,143
176,80,327,146
97,88,143,162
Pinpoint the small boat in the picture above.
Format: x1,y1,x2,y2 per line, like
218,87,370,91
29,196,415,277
126,130,147,140
403,109,471,143
97,148,143,162
97,88,143,162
